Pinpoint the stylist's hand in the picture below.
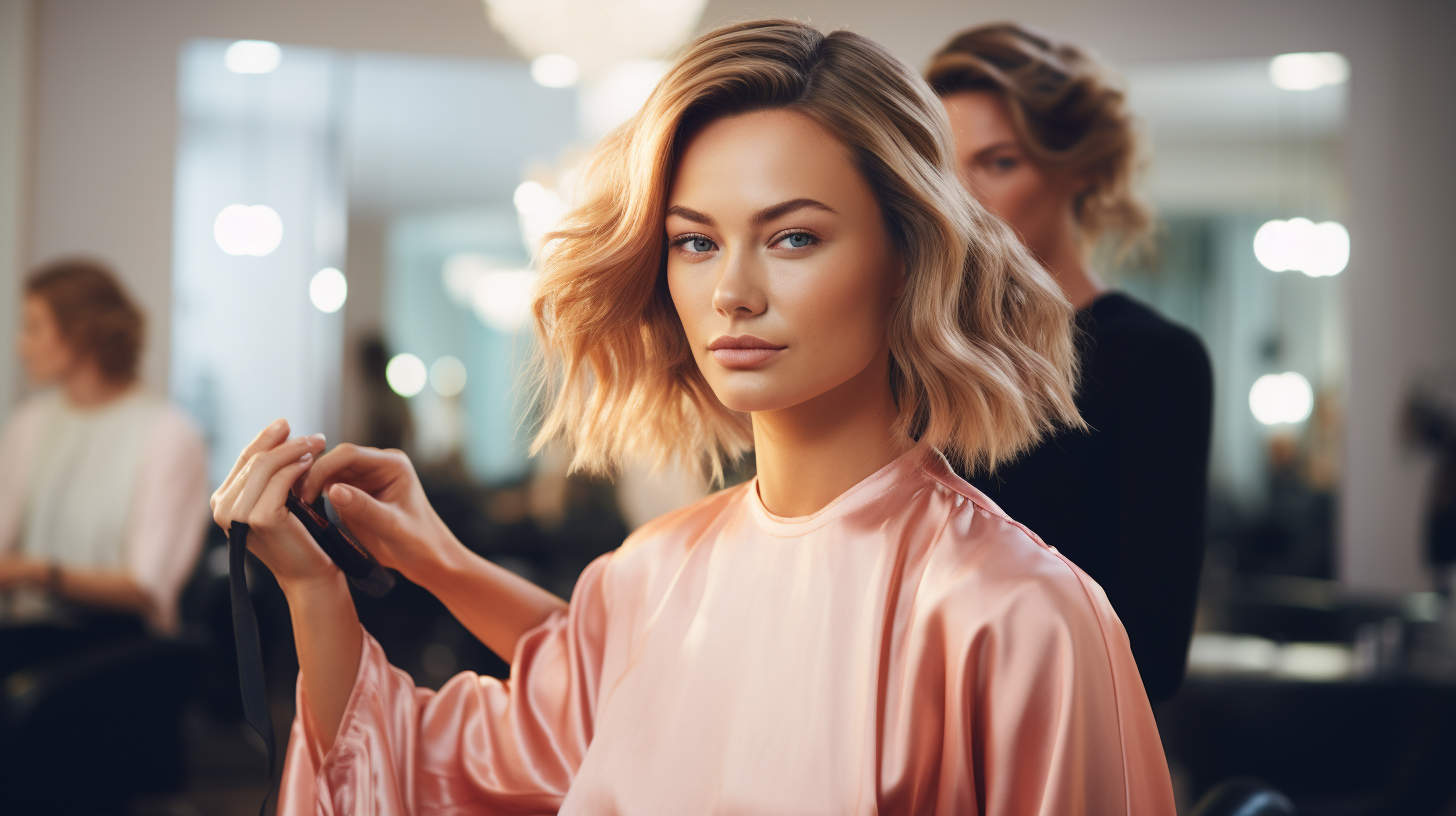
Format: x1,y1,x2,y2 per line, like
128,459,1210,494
211,418,335,590
296,442,455,580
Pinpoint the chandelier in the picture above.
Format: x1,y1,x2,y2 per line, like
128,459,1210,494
482,0,709,79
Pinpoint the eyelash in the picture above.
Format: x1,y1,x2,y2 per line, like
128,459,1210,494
667,230,821,253
669,232,716,253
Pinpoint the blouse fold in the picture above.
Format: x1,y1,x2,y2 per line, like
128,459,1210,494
279,446,1175,815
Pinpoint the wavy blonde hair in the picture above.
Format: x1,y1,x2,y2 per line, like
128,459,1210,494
531,18,1082,480
926,23,1152,253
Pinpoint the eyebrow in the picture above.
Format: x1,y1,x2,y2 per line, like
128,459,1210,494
665,198,839,230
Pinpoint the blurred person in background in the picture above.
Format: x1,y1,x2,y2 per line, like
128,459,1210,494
0,258,210,683
927,23,1214,703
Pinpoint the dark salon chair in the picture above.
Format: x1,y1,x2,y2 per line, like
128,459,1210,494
1190,777,1296,816
1,637,203,814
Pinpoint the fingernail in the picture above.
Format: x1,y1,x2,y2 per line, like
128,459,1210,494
310,433,326,445
268,418,285,431
299,452,313,463
329,483,352,506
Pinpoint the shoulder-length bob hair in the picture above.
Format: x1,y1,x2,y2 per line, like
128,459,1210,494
532,18,1082,480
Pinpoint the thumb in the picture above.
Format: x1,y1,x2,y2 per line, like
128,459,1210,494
327,483,390,534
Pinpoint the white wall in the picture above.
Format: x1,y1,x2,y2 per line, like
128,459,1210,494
19,0,1456,591
0,0,34,409
26,0,518,391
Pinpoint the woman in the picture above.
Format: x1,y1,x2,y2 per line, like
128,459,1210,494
0,258,209,675
927,24,1215,704
216,20,1174,814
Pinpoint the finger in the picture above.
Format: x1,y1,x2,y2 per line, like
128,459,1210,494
326,483,399,565
249,454,318,532
214,442,291,531
227,435,326,524
219,418,291,497
212,451,260,531
298,443,397,503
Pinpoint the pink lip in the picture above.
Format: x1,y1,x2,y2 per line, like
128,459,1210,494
707,334,786,369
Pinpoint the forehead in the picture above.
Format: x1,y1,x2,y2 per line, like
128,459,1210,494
668,108,871,215
940,90,1018,151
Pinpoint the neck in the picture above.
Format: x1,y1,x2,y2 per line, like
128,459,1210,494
63,365,131,408
1034,216,1108,311
751,345,912,518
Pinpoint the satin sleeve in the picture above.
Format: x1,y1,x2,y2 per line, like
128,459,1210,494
278,554,612,816
966,553,1175,816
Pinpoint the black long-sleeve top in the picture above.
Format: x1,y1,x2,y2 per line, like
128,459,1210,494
966,292,1213,703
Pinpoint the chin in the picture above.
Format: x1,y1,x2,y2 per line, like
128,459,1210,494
706,378,789,414
706,372,826,415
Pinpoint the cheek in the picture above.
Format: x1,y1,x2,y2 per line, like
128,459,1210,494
777,252,892,363
976,173,1038,224
666,264,711,341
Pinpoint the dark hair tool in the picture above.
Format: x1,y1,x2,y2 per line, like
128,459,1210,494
285,491,395,597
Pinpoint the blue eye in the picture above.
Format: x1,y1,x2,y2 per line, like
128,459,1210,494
776,231,816,250
672,234,716,254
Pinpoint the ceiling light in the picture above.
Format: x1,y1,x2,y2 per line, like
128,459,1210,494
1269,52,1348,91
482,0,708,78
225,40,282,75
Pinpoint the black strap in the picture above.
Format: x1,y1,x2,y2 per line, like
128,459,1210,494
228,522,276,816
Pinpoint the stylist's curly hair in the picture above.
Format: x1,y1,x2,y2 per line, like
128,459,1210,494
26,257,145,384
926,23,1152,253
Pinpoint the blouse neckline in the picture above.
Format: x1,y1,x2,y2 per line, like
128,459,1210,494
745,443,935,537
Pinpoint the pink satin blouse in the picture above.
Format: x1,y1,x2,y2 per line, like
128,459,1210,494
279,445,1175,815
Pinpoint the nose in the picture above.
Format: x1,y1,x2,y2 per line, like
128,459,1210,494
711,245,767,318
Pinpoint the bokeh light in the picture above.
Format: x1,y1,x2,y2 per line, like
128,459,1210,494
213,204,283,256
385,353,428,397
430,356,468,397
1253,218,1349,277
1249,372,1315,425
309,267,348,313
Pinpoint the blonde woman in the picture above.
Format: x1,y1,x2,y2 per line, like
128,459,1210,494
927,24,1215,704
215,19,1174,815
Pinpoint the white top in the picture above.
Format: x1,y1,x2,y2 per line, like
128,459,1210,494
0,390,210,633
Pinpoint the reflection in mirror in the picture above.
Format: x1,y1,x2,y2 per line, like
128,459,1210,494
1110,56,1347,628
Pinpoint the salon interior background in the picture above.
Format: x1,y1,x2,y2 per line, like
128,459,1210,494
0,0,1453,595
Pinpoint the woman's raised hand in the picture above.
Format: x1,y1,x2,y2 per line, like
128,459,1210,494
210,418,335,590
295,442,455,581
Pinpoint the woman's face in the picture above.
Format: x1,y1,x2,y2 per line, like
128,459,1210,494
940,90,1081,259
19,295,79,385
665,109,902,414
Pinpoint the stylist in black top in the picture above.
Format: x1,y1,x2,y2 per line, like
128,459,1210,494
927,23,1213,703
